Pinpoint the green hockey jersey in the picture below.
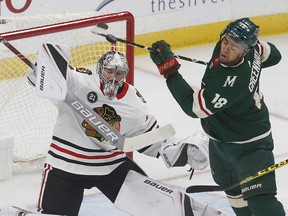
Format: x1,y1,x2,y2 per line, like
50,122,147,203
166,41,281,143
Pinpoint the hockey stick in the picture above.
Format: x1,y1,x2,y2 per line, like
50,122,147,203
0,36,176,152
186,158,288,193
95,0,115,11
91,28,208,66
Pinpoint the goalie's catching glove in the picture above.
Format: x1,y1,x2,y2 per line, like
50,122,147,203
159,130,209,170
150,40,180,79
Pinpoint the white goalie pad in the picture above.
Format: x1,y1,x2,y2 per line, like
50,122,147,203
35,43,70,101
114,170,227,216
115,170,182,216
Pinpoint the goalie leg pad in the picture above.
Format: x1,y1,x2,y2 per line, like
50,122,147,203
114,170,227,216
114,170,182,216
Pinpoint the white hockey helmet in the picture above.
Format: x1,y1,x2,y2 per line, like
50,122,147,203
96,51,129,99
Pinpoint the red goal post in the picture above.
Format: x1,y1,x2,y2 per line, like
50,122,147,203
0,11,134,173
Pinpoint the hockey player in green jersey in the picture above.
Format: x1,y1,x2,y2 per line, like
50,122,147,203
150,18,286,216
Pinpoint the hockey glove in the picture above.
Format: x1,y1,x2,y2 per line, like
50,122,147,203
150,40,180,79
159,130,209,170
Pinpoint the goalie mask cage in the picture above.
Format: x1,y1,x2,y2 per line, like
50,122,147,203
0,11,134,173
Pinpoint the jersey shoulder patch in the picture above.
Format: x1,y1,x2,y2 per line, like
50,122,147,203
74,67,93,75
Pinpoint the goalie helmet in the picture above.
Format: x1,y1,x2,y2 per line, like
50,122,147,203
220,18,259,49
96,51,129,100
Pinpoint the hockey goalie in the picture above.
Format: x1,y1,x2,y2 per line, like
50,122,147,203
0,43,227,216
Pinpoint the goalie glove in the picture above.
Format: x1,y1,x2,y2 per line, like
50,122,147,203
159,130,209,170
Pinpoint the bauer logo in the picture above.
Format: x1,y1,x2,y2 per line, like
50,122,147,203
144,179,173,194
87,91,98,103
39,65,45,91
162,153,172,167
242,183,262,193
70,100,119,144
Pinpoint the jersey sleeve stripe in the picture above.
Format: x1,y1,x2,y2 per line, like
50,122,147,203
192,89,213,118
258,40,271,63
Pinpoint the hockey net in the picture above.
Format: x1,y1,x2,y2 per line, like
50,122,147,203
0,11,134,173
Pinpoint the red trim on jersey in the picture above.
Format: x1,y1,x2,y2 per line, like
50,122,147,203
116,82,129,99
198,89,211,116
260,44,264,57
37,164,52,211
100,82,129,100
257,41,264,57
50,143,124,159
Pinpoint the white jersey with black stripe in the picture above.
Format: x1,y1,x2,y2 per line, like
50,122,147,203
45,67,158,175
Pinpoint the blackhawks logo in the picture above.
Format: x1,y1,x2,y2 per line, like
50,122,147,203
75,67,92,75
82,104,121,142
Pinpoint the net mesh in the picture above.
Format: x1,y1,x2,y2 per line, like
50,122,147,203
0,11,132,172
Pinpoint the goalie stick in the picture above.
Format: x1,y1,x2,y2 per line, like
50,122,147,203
0,36,175,152
186,158,288,193
91,26,208,66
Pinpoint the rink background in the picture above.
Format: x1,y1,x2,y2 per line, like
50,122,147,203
0,34,288,215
